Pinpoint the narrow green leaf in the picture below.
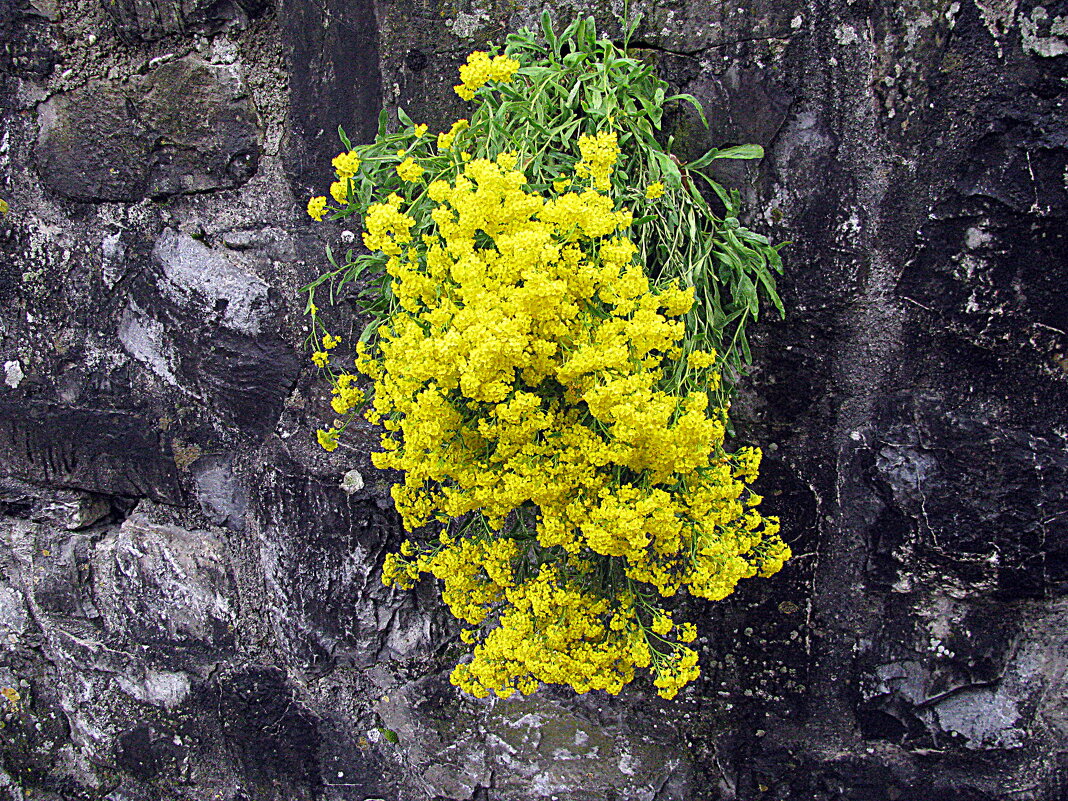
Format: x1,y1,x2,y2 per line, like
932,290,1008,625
542,10,558,51
712,144,764,160
665,93,707,127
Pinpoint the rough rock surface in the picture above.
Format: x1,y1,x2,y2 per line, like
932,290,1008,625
36,56,261,201
1,0,1067,799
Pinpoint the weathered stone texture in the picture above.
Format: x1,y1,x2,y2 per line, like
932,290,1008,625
1,0,1066,798
36,56,261,201
103,0,269,43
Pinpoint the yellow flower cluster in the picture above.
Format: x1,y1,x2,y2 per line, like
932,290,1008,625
309,149,364,220
332,150,362,178
330,373,365,415
330,180,350,204
317,427,340,451
438,119,469,151
576,130,620,191
396,157,424,182
645,181,665,199
351,135,790,699
307,195,327,221
362,193,414,256
454,51,521,101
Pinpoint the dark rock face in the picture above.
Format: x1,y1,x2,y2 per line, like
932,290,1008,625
252,438,429,672
36,56,261,202
2,0,1067,799
0,402,184,502
281,0,383,192
35,82,153,202
0,0,57,81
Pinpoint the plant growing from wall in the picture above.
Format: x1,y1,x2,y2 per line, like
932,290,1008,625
303,13,790,699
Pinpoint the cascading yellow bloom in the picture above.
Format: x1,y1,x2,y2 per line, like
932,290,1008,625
351,151,788,699
308,45,789,703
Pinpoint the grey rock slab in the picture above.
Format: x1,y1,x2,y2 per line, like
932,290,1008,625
653,0,801,50
0,581,29,645
190,452,248,529
0,478,110,530
92,514,237,670
133,57,262,198
119,228,301,437
113,668,192,709
152,228,271,336
103,0,268,43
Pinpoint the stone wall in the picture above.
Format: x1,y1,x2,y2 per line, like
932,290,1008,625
0,0,1066,798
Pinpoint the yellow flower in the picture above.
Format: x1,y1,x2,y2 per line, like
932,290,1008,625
330,373,365,414
322,333,341,350
644,181,665,199
312,350,329,367
454,51,520,100
306,196,328,221
362,196,415,255
332,150,361,178
575,130,619,191
396,158,424,182
687,349,716,370
414,123,428,138
652,613,673,636
678,623,697,643
316,427,340,452
437,119,469,150
330,180,349,204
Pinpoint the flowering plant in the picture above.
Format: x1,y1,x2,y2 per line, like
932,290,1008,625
303,14,789,699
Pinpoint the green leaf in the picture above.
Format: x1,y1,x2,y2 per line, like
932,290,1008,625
653,151,681,189
397,106,414,127
338,126,352,151
558,16,581,45
665,92,707,127
541,10,557,52
377,726,400,744
712,144,764,160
